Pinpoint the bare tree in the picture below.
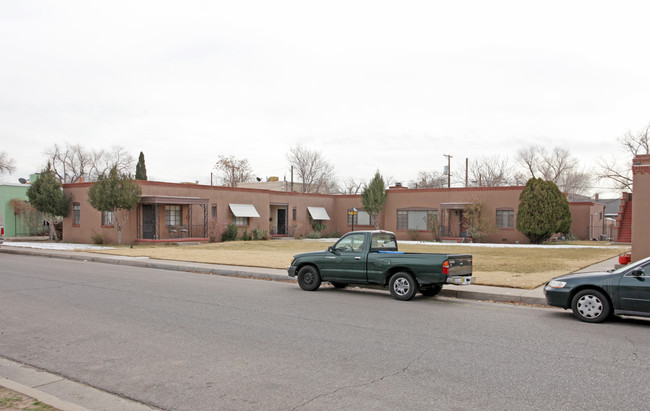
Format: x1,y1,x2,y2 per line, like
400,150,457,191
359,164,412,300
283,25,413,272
340,178,365,195
214,155,254,187
467,156,517,187
286,144,337,194
516,144,591,196
558,170,592,200
598,123,650,192
410,170,447,188
44,143,135,183
0,151,16,174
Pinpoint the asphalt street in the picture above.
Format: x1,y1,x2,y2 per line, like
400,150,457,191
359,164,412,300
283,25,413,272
1,253,648,410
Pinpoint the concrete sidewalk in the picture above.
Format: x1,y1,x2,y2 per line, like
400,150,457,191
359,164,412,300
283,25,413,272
0,245,621,411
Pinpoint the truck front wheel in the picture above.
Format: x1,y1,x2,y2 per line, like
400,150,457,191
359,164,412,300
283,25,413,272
298,266,321,291
389,272,417,301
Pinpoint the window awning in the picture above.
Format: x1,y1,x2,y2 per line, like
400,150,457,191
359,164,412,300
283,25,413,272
229,204,260,218
307,206,330,220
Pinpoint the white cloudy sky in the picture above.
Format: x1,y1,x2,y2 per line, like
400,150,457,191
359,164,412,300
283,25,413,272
1,1,649,194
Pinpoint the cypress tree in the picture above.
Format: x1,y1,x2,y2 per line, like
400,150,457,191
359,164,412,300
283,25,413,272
135,151,147,180
516,178,572,244
361,171,387,229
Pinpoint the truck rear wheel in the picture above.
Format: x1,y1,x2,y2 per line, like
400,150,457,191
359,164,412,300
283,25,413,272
420,285,442,297
389,272,417,301
297,266,321,291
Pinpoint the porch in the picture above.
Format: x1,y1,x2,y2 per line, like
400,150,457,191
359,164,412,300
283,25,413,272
440,202,470,239
136,196,209,244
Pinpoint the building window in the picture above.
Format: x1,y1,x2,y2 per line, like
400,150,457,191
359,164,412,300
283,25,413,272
211,205,217,219
348,210,371,226
292,207,297,221
73,203,80,225
102,211,114,226
166,205,181,225
496,209,515,228
233,216,249,226
397,210,437,230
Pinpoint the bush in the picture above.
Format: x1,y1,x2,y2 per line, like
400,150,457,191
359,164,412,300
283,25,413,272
221,224,238,242
306,231,322,239
407,229,419,241
240,230,253,241
311,221,327,233
253,228,269,240
90,229,106,245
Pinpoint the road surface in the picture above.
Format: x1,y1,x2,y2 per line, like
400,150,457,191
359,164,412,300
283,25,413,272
1,254,649,410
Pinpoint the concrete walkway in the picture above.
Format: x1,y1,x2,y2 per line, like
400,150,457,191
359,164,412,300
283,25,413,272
0,245,622,411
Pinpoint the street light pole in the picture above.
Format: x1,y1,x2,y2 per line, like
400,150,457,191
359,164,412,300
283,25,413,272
349,208,357,232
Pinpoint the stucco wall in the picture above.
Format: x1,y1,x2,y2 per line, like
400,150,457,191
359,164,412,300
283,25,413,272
632,155,650,261
569,202,606,241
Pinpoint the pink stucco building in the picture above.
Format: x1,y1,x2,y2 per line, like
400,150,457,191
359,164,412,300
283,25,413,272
62,181,605,245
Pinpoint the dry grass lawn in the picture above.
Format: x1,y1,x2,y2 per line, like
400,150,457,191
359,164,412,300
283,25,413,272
90,239,629,289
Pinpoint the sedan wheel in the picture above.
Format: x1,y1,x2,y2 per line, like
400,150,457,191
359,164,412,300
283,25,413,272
571,289,611,323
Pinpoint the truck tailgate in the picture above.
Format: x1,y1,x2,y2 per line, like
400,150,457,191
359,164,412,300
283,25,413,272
448,254,472,276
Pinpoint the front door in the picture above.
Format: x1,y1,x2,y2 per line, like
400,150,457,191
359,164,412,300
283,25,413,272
277,208,287,235
320,232,367,282
618,262,650,313
142,205,155,239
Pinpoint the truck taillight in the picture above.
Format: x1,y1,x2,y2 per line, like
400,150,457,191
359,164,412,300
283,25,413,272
442,260,449,275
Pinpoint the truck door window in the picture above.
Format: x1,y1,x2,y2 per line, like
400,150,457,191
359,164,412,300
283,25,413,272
335,233,366,253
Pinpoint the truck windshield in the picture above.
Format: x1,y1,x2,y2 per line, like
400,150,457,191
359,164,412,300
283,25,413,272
370,233,398,252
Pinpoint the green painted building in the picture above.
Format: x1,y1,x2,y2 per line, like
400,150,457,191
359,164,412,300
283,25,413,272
0,180,46,238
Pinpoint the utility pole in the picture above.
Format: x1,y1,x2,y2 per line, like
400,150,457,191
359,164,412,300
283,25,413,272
443,154,452,188
465,157,469,187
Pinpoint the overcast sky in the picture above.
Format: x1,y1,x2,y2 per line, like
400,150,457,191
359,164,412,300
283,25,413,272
1,1,649,194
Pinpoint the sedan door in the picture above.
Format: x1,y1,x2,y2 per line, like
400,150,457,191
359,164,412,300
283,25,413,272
617,262,650,313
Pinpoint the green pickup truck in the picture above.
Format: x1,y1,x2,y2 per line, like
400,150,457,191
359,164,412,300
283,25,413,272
288,230,474,300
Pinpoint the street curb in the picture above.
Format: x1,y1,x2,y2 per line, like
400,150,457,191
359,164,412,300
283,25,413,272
0,246,548,306
0,357,157,411
0,377,90,411
440,288,547,306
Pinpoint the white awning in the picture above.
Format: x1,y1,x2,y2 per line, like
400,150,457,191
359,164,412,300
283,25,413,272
229,204,260,218
307,207,330,220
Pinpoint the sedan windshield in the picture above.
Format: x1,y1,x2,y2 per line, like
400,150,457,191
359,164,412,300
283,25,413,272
611,255,650,274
